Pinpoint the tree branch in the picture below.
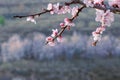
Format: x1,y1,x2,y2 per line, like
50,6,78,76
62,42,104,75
13,0,120,46
65,0,120,14
46,5,86,44
13,9,51,18
14,0,120,19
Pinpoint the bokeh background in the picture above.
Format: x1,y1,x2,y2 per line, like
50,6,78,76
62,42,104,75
0,0,120,80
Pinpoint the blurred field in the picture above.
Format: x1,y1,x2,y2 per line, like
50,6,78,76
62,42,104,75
0,58,120,80
0,33,119,79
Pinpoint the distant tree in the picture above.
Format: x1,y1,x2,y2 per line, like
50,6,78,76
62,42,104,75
14,0,120,46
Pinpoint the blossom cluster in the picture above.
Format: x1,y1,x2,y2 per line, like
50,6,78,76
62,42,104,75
83,0,104,7
47,3,71,14
83,0,120,8
92,26,105,42
26,3,79,25
47,3,79,17
46,17,75,46
92,9,114,44
108,0,120,8
95,9,114,26
26,16,37,24
14,0,120,46
46,29,62,46
83,0,114,44
63,18,75,28
45,3,79,46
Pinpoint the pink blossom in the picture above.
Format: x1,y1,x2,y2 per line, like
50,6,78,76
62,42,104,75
94,0,104,4
102,10,114,26
48,42,55,46
26,16,36,24
94,26,105,34
51,29,58,37
92,31,100,37
92,31,101,41
46,36,55,46
64,18,75,27
92,26,105,41
60,23,65,28
63,6,71,14
71,6,79,17
108,0,120,8
47,3,60,14
57,6,71,14
47,3,71,15
46,36,54,42
96,26,105,34
57,36,62,42
67,26,71,30
53,3,60,13
46,28,63,46
93,34,101,41
84,0,104,7
51,29,63,42
95,9,114,26
83,0,94,7
95,9,104,22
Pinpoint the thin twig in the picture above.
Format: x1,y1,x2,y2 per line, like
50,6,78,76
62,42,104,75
13,9,51,18
46,5,86,44
65,0,120,14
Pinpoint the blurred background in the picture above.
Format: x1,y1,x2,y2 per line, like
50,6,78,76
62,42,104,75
0,0,120,80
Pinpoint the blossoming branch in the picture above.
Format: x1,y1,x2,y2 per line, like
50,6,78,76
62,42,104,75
14,0,120,46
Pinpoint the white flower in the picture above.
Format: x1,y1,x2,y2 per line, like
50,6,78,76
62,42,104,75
47,3,60,14
46,36,55,46
47,3,53,10
48,42,55,46
102,10,114,26
95,9,114,27
26,16,36,24
94,0,104,4
92,26,106,42
83,0,94,7
108,0,120,8
51,29,58,37
57,6,71,14
95,9,104,22
71,6,79,17
93,34,101,41
92,31,101,41
53,3,60,12
57,36,62,42
64,18,75,27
